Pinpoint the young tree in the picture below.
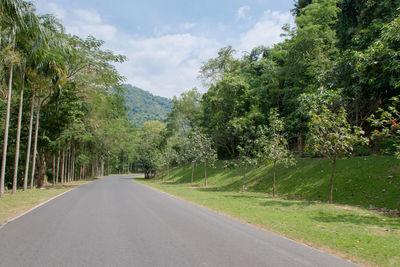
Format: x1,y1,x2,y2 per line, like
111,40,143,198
301,89,368,203
161,145,178,182
180,136,198,183
232,119,259,192
191,130,217,187
257,109,296,197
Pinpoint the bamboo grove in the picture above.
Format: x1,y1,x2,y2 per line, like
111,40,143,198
0,0,136,196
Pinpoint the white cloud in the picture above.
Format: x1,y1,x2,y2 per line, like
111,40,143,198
239,10,294,52
180,23,196,30
72,9,102,24
118,34,220,98
33,2,295,99
48,2,66,20
64,8,117,42
237,6,250,19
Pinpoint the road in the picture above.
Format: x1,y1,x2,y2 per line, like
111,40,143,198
0,175,358,267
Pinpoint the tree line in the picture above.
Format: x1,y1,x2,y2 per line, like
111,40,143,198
0,0,136,196
132,0,400,204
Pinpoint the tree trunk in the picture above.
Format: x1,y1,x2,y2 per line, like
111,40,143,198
56,150,60,184
67,150,70,182
37,152,47,188
242,163,247,192
30,98,41,189
297,136,303,153
355,94,360,127
52,154,55,185
329,157,337,204
23,91,35,191
0,63,14,197
61,150,65,184
101,159,104,177
12,76,25,194
273,160,276,197
204,161,207,187
71,151,74,182
191,163,194,183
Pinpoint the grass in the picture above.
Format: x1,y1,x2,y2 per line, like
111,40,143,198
0,179,94,225
136,155,400,267
157,156,400,210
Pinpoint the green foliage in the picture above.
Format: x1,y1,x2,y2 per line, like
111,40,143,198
301,88,368,203
301,89,368,160
257,109,296,168
135,121,166,178
370,96,400,158
123,84,172,127
166,88,202,136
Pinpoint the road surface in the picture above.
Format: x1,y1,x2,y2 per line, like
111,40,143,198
0,175,358,267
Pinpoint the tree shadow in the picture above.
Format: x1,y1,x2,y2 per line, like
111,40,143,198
311,211,400,229
258,199,319,208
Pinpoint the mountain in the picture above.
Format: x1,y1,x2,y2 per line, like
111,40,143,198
122,84,173,127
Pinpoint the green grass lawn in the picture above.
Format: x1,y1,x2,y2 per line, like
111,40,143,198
137,155,400,267
159,156,400,210
0,179,94,225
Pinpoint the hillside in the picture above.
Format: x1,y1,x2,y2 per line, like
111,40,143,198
156,156,400,210
122,84,173,127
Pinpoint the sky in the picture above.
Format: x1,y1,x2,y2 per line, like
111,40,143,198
32,0,295,98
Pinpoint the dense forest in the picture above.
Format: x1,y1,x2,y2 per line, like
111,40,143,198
1,0,400,203
131,0,400,203
123,84,172,127
0,0,137,196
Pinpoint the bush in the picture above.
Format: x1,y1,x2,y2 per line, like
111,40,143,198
374,137,399,155
353,145,372,156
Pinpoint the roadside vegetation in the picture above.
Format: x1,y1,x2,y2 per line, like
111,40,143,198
0,0,137,197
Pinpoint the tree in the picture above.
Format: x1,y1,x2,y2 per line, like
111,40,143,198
301,88,368,203
166,88,202,136
161,145,178,182
190,130,217,187
180,135,198,183
231,118,259,192
0,0,37,196
136,121,166,179
257,109,296,197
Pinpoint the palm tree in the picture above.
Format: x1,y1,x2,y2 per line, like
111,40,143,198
14,13,58,191
0,0,36,197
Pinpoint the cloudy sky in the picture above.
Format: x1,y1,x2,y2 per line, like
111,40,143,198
32,0,295,98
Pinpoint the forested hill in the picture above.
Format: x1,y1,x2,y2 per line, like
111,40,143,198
122,84,173,127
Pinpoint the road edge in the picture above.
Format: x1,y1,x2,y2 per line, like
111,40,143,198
0,179,96,230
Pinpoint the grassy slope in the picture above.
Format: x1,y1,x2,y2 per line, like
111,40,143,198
137,155,400,266
162,156,400,210
0,180,93,225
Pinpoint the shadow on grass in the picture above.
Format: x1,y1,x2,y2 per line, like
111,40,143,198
311,211,400,229
259,199,319,208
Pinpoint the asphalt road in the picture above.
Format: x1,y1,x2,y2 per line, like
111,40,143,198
0,175,358,267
